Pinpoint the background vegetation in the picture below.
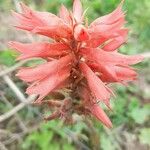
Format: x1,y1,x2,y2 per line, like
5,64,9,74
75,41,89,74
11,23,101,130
0,0,149,150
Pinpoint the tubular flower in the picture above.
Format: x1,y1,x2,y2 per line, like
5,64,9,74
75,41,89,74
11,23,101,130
9,0,143,128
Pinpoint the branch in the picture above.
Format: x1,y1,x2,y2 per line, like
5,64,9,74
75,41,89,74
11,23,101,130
64,128,91,150
0,60,27,77
0,95,37,123
1,94,28,132
3,75,26,102
0,142,8,150
140,52,150,59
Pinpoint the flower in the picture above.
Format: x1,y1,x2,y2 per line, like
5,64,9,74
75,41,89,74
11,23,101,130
9,0,143,128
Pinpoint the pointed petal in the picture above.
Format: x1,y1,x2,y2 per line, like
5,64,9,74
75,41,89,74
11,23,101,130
90,104,112,128
102,29,128,51
80,48,143,65
87,23,127,48
12,3,71,39
115,66,137,81
90,0,125,27
59,4,71,24
86,36,107,48
79,62,111,101
90,17,126,38
8,41,69,60
73,0,83,23
26,66,71,102
88,62,118,82
32,25,72,39
16,54,73,82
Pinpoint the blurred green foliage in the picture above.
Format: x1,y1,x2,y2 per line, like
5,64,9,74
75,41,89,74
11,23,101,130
0,0,150,149
22,121,75,150
0,50,16,66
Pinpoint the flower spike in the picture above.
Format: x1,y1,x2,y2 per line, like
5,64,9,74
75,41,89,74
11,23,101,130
9,0,143,127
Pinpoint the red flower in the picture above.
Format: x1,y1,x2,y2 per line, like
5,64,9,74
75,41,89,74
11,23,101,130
9,0,143,128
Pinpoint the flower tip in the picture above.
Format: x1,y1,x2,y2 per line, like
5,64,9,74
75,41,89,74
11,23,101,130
106,121,113,128
135,55,144,63
119,0,125,7
19,2,29,12
103,115,113,128
8,41,14,47
15,73,19,77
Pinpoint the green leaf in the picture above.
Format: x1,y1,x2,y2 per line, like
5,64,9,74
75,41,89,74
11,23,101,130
100,134,116,150
129,107,150,124
0,50,17,66
62,144,75,150
139,128,150,146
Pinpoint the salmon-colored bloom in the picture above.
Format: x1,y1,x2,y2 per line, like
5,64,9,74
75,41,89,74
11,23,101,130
9,0,143,128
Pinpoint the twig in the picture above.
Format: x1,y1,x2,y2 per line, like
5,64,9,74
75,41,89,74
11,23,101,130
12,0,22,13
2,123,41,145
1,94,28,132
0,129,22,145
2,75,26,102
64,128,91,150
0,60,27,77
140,52,150,59
0,95,37,123
83,118,100,150
0,142,8,150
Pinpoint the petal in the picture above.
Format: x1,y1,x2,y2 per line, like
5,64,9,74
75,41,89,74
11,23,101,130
73,0,83,23
88,0,126,48
115,66,137,81
89,17,126,38
89,62,138,83
16,54,73,82
13,3,71,39
90,0,125,27
80,48,143,65
90,104,112,128
102,29,128,51
88,62,118,82
86,36,107,48
8,41,69,60
79,62,111,102
59,4,71,24
26,66,71,102
32,25,72,39
87,25,127,48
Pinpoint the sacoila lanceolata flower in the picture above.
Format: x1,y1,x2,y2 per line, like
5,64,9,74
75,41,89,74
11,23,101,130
9,0,143,128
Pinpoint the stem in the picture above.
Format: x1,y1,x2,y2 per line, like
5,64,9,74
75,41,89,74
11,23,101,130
84,118,101,150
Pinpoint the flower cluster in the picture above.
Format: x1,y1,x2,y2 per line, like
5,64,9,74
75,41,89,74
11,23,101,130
9,0,143,128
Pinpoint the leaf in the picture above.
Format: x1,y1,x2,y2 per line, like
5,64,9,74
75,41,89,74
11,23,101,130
100,133,116,150
129,107,150,124
139,128,150,146
63,144,75,150
0,50,16,66
128,98,140,111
